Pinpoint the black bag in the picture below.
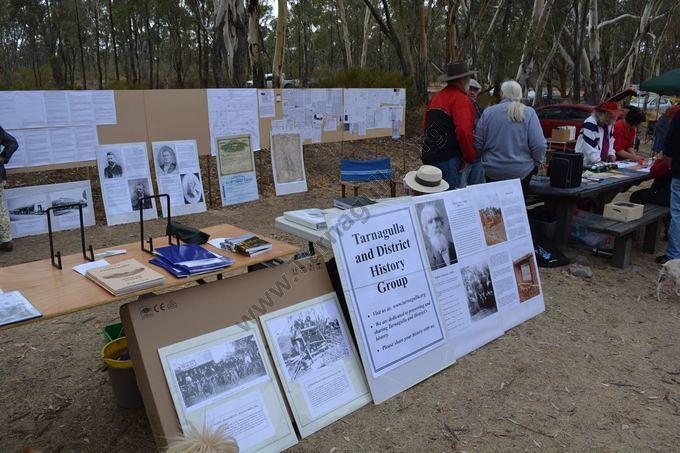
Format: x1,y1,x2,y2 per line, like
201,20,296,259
549,151,583,188
166,221,210,244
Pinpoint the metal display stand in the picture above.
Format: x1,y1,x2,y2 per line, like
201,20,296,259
47,203,94,270
139,194,177,254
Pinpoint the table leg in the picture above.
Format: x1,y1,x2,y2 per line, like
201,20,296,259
642,220,661,254
612,236,633,269
308,241,316,256
553,200,576,252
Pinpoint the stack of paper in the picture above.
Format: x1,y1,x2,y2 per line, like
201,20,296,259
221,234,273,256
150,243,235,277
86,259,166,296
334,195,376,210
0,291,42,327
283,208,327,230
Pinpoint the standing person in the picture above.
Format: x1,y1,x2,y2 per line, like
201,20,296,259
0,126,18,252
658,112,680,264
421,61,477,189
613,107,646,161
575,102,621,166
474,80,546,195
459,78,485,187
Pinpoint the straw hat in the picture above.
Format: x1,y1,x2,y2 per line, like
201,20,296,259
403,165,449,193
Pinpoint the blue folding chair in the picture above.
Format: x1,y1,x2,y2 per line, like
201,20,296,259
340,157,397,198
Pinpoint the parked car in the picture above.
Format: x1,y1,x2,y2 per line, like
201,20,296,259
535,89,637,142
245,73,300,88
630,95,672,114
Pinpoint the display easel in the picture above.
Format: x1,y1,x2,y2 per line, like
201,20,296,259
139,194,176,254
46,203,95,269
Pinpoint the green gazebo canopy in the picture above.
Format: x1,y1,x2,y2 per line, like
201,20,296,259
639,68,680,95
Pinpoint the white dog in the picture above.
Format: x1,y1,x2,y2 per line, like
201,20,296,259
656,259,680,301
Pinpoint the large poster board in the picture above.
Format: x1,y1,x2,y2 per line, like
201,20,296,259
151,140,206,217
327,203,454,403
3,180,95,238
97,142,157,226
260,292,371,437
207,89,261,155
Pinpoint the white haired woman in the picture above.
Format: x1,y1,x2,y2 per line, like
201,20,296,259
473,80,547,195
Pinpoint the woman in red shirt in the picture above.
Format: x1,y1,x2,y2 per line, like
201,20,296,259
614,107,646,161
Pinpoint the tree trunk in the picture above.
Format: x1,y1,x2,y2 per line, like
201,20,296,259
248,0,265,87
515,0,554,89
92,0,104,89
74,0,87,89
107,0,120,81
336,0,353,68
272,0,288,88
586,0,602,103
362,0,410,77
360,5,371,67
144,0,154,88
216,0,249,87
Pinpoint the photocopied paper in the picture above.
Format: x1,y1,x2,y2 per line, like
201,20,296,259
326,202,454,403
3,180,96,238
257,89,276,118
158,322,297,453
97,142,157,226
152,140,207,217
259,292,371,437
207,89,261,155
215,134,259,206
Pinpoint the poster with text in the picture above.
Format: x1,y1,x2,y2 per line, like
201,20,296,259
97,142,157,226
152,140,207,217
215,134,259,206
270,132,307,196
158,322,297,453
4,180,95,238
326,203,453,403
207,88,261,155
260,292,371,437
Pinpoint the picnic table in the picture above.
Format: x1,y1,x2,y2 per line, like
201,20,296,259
528,169,653,252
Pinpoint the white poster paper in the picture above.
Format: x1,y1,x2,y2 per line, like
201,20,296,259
257,89,276,118
23,129,52,166
49,127,78,163
91,90,117,125
152,140,207,217
17,91,47,128
97,142,157,226
207,89,261,155
327,203,453,403
3,180,96,238
159,322,297,453
260,293,371,437
43,91,71,126
215,134,259,206
0,92,19,130
67,91,95,125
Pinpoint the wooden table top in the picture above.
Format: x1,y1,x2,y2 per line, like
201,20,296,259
0,224,299,330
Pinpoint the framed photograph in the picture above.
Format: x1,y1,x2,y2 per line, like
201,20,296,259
260,293,371,438
216,134,255,177
158,322,297,453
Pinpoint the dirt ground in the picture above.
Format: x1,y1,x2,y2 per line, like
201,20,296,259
1,136,680,452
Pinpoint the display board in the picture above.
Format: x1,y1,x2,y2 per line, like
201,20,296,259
342,88,406,141
119,256,335,448
97,142,157,226
215,134,259,206
3,180,95,238
151,140,207,217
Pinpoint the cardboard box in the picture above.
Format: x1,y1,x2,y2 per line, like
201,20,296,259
603,201,644,222
551,127,572,142
120,257,334,448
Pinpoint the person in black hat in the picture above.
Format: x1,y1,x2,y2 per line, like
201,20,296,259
421,61,477,189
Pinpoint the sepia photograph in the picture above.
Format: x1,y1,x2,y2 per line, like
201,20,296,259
271,133,305,184
460,261,498,322
478,194,507,246
156,145,178,175
415,199,457,271
512,250,541,303
169,333,267,410
267,298,351,381
128,178,152,211
181,173,204,204
101,150,124,179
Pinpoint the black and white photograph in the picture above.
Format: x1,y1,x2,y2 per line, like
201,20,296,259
170,333,267,410
415,199,457,271
48,188,88,216
0,291,42,327
460,261,498,322
156,145,178,175
181,173,204,204
102,150,124,179
267,298,351,381
7,195,48,221
128,178,152,211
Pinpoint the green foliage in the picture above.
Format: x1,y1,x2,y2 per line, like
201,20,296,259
317,67,409,89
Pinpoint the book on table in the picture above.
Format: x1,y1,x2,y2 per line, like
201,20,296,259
283,208,327,230
333,195,376,210
151,243,235,277
0,291,42,327
220,234,273,256
86,259,166,296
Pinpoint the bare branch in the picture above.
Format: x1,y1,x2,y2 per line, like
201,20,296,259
597,14,639,30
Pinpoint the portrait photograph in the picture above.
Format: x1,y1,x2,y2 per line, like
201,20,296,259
415,199,457,271
101,150,124,179
156,145,178,175
128,178,152,211
180,172,204,204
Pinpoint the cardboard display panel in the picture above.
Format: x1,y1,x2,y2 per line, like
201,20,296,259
120,257,334,448
97,90,149,146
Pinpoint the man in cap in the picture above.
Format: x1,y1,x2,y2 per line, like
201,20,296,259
460,78,485,187
421,61,477,189
575,101,623,166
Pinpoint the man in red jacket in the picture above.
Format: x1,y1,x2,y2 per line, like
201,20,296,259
421,61,477,189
